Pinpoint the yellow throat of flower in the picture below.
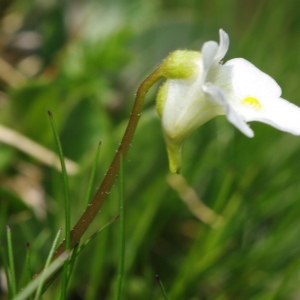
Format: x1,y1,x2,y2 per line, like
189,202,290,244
241,96,262,110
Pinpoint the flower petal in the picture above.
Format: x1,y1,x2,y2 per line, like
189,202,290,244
201,29,229,78
223,58,300,135
202,41,219,74
214,29,230,63
203,84,254,137
239,96,300,135
225,58,282,99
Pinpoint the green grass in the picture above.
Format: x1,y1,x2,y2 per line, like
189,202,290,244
1,0,300,299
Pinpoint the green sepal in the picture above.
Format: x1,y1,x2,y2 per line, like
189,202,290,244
160,50,201,79
156,81,168,118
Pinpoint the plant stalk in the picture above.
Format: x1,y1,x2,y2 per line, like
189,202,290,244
35,66,163,273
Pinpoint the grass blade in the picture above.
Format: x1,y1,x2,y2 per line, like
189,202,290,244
6,225,17,297
59,263,68,300
47,110,71,299
84,141,102,211
0,244,11,298
156,275,168,300
0,201,7,242
25,242,33,300
47,110,71,250
59,242,79,300
34,228,62,300
15,252,69,300
41,215,119,296
115,154,125,300
78,215,119,254
67,242,79,279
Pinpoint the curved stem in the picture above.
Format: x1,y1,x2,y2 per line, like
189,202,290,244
50,67,163,262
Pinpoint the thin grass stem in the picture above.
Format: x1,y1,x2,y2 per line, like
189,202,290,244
47,110,71,251
115,155,125,300
60,243,79,300
67,242,79,280
34,228,62,300
156,275,168,300
59,263,68,299
0,201,7,241
84,141,102,210
40,215,119,296
78,215,119,254
47,110,71,298
6,225,17,297
25,243,33,300
15,253,69,300
0,245,11,298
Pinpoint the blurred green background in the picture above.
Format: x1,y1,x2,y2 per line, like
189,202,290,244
1,0,300,299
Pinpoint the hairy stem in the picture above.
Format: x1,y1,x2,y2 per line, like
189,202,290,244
49,67,163,263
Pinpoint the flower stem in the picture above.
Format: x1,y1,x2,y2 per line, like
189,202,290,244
47,66,163,265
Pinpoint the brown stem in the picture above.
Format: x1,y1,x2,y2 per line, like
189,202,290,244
49,67,163,263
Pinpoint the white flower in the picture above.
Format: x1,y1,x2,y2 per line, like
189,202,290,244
156,29,300,173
